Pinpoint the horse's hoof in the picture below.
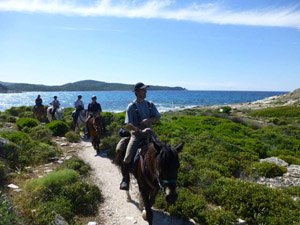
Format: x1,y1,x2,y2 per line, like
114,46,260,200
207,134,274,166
126,191,132,202
142,210,147,221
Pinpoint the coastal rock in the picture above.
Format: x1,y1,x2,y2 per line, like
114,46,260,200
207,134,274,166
256,158,300,187
0,137,10,149
52,214,69,225
259,157,288,167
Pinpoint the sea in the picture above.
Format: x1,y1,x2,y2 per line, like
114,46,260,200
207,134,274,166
0,90,288,112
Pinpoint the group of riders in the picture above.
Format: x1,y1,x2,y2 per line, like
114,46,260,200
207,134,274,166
33,82,161,191
33,93,102,136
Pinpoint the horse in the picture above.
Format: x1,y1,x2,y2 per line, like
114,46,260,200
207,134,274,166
33,106,47,121
73,109,85,134
88,114,105,154
47,107,65,122
115,135,184,225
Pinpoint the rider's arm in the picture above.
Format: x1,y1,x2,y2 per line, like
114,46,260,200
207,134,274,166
127,122,141,133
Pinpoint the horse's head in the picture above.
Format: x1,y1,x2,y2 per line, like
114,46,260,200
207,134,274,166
93,115,104,134
156,142,184,204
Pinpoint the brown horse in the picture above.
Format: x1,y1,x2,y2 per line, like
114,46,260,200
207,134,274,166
116,136,184,225
33,106,47,121
88,114,105,154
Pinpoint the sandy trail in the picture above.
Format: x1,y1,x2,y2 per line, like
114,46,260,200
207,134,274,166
79,140,195,225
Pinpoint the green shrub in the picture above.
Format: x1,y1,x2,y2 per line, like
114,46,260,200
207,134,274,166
0,191,20,224
19,111,34,118
281,186,300,197
45,121,70,136
23,169,102,224
29,126,52,140
5,106,28,116
65,131,81,143
62,181,102,215
254,161,287,178
59,158,89,176
1,131,31,145
26,169,79,197
249,106,300,118
0,114,17,123
203,209,238,225
219,106,232,114
278,155,300,165
205,177,300,224
0,161,7,185
16,118,39,130
155,188,207,223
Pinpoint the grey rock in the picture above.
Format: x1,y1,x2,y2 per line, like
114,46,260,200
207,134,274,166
52,214,69,225
260,157,288,167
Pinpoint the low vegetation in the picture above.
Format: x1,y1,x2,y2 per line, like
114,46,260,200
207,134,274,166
0,106,103,224
45,120,70,136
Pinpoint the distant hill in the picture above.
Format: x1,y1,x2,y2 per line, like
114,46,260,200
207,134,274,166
1,80,186,92
0,84,9,93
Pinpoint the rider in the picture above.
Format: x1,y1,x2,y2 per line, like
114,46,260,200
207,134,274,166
73,95,84,127
49,96,61,118
85,95,102,137
34,95,43,111
120,82,160,191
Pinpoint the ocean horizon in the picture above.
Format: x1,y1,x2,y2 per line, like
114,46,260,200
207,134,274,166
0,90,288,112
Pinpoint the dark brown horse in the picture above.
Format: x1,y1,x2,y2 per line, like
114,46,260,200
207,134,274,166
116,137,184,225
33,106,47,121
88,114,105,154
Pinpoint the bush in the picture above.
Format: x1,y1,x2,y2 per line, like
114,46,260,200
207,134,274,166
278,155,300,165
62,181,102,215
65,131,81,143
5,106,28,116
249,106,300,118
0,191,20,224
46,121,70,136
205,177,300,224
219,106,232,114
254,161,287,178
26,169,80,197
29,126,52,140
59,158,89,176
0,114,17,123
19,111,34,118
23,169,102,224
155,188,207,223
16,118,39,130
203,209,238,225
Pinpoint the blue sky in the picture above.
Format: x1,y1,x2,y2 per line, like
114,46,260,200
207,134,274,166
0,0,299,91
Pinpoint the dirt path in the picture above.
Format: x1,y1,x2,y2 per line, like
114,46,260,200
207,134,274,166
79,140,195,225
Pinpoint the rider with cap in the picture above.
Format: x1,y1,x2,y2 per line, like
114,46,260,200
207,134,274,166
49,96,61,118
73,95,84,127
85,95,102,137
119,82,160,191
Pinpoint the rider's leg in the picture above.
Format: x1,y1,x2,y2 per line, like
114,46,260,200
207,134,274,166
120,133,143,190
84,116,91,137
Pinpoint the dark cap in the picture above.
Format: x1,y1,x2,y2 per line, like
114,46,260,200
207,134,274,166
91,95,97,99
78,95,82,98
54,96,57,98
133,82,149,92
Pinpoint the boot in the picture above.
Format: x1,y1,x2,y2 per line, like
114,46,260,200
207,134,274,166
120,162,130,191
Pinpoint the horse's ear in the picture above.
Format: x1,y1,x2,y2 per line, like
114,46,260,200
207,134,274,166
175,142,184,153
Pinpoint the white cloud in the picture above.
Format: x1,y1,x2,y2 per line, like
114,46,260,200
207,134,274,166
0,0,300,29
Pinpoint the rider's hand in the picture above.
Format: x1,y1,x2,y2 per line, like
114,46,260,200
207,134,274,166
141,128,152,134
141,118,151,126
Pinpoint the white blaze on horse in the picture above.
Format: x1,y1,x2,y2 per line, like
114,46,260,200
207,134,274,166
47,107,65,122
73,109,86,134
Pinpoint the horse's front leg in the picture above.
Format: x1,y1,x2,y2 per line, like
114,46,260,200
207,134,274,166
140,189,153,225
149,188,159,207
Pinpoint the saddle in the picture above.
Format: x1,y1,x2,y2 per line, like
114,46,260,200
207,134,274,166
116,128,162,169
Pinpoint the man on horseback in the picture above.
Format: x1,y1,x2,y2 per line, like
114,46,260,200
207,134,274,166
73,95,84,127
34,95,43,111
85,95,102,137
119,82,160,191
49,96,60,119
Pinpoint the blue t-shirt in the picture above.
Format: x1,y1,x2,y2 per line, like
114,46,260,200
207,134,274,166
125,100,160,127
